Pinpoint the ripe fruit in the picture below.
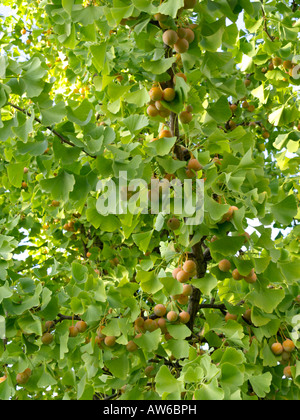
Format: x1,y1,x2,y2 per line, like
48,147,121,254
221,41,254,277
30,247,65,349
176,270,191,283
184,28,195,43
21,28,27,35
162,29,178,46
159,129,172,138
147,104,159,117
41,332,54,345
187,159,202,172
232,269,243,281
244,79,251,87
144,318,155,332
222,206,238,222
283,60,293,69
145,365,155,377
177,294,189,305
230,104,237,113
153,304,167,317
243,308,252,322
126,340,138,352
218,259,231,272
272,57,282,67
104,336,116,347
174,38,189,54
167,311,178,322
179,311,190,324
183,260,197,274
157,317,167,330
167,217,180,230
179,111,193,124
172,267,182,279
262,131,270,139
283,365,292,378
163,88,175,102
244,269,257,284
16,369,31,385
182,284,193,296
271,342,283,355
149,87,163,101
225,313,237,322
21,181,28,189
282,339,295,353
51,200,60,207
69,326,79,337
173,73,187,84
154,13,168,22
75,321,87,333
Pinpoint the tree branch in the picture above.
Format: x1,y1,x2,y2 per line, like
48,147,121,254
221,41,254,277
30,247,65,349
260,2,275,42
7,102,96,159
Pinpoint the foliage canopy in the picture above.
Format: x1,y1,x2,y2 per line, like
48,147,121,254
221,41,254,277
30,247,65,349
0,0,300,401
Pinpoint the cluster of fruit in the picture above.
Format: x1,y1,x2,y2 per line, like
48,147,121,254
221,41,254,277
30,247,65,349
162,27,195,54
218,259,257,284
271,339,296,378
40,319,88,346
172,259,197,283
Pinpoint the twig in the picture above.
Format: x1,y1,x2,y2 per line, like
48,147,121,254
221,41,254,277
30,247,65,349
260,1,275,42
7,102,96,159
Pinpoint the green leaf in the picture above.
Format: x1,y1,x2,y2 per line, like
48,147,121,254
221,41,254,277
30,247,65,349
134,329,161,352
158,0,184,18
155,365,183,396
90,43,107,72
270,195,298,225
194,378,224,400
62,0,74,15
7,163,24,188
206,95,232,123
136,270,163,294
105,354,129,380
166,324,191,340
71,262,88,284
191,272,218,296
247,283,285,314
122,114,149,133
141,57,176,75
132,230,154,253
40,171,75,202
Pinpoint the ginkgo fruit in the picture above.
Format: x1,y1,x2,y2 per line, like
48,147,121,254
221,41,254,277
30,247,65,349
218,259,231,272
183,260,196,274
179,311,190,324
69,326,79,337
176,270,191,283
167,217,180,230
225,312,237,322
75,321,87,333
153,304,167,317
162,29,178,46
149,87,163,101
126,340,138,352
187,159,202,172
163,88,176,102
104,336,116,347
167,311,178,322
41,332,54,345
282,339,295,353
271,342,283,355
179,110,193,124
174,38,189,54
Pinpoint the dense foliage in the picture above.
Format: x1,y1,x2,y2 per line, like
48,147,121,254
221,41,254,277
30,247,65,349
0,0,299,400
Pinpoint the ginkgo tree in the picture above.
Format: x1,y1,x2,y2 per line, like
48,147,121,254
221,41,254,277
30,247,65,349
0,0,300,401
